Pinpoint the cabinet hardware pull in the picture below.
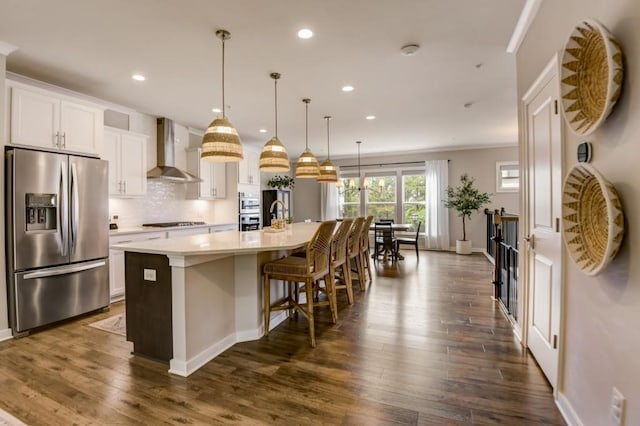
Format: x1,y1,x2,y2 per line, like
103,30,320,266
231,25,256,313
61,132,66,148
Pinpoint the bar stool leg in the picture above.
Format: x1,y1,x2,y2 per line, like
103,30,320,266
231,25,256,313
263,274,271,336
304,278,316,347
343,262,354,305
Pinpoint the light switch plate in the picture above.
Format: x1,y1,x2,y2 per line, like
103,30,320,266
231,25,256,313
143,269,157,282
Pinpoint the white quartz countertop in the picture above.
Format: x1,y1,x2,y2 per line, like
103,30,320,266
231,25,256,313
109,223,236,236
112,222,321,256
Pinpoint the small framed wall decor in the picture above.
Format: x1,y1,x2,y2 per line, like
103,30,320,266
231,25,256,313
496,161,519,193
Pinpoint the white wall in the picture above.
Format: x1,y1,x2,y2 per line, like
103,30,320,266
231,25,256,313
294,145,520,250
518,2,640,424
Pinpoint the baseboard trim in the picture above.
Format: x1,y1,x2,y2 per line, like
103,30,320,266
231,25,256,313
0,328,12,342
556,392,583,426
169,333,236,377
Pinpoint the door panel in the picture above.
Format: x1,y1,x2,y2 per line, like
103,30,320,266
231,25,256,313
11,149,69,270
10,87,59,149
13,260,109,332
60,101,101,155
69,156,109,262
525,56,563,389
120,133,147,196
104,129,121,195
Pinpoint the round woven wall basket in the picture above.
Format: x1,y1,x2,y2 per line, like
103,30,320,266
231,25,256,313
560,19,623,136
562,164,624,276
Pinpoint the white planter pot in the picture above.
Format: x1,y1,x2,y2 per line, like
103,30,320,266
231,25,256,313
456,240,472,255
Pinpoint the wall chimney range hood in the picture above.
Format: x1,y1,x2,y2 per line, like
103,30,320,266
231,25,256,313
147,118,202,183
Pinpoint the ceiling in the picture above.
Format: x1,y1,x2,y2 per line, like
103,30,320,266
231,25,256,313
0,0,524,159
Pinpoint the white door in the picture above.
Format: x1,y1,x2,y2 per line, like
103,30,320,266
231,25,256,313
212,162,226,198
10,87,59,150
104,129,122,195
523,56,563,389
120,133,147,196
60,100,102,155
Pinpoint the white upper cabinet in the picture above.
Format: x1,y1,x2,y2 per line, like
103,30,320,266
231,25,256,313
238,149,260,186
9,84,104,156
105,127,148,197
186,148,227,200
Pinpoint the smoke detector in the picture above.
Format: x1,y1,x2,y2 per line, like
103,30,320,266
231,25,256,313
400,44,420,56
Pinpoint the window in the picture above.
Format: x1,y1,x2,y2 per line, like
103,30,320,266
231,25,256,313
338,176,360,217
496,161,519,192
402,174,426,225
366,175,396,221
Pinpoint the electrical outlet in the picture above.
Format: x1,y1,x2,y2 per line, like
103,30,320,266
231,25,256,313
143,269,157,282
610,387,625,425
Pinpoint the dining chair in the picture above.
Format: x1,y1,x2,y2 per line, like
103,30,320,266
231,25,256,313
262,220,336,347
330,218,355,305
395,221,421,258
347,217,366,291
359,215,374,282
374,222,397,261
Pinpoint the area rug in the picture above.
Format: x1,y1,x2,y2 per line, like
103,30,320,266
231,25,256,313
88,313,126,337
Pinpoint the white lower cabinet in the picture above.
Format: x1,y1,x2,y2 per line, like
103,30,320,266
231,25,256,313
109,231,165,301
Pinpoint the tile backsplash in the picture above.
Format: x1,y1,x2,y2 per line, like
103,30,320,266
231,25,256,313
109,181,233,228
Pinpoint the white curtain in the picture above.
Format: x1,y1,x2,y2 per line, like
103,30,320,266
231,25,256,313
320,183,339,221
424,160,449,250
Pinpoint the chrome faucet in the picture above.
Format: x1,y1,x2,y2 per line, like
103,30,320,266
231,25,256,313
269,199,287,220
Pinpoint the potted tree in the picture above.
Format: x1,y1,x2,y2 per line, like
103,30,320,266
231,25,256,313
444,174,491,254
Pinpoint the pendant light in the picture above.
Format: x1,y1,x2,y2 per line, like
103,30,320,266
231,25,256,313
201,29,243,162
295,98,320,178
317,116,338,183
259,72,290,172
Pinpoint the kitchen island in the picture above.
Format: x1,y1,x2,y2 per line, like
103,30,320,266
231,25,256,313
112,222,319,377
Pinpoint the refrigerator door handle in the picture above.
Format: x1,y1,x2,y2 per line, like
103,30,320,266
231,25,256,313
70,162,80,254
59,162,68,256
23,261,107,280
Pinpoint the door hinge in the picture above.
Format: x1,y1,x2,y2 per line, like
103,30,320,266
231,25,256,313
553,334,558,349
554,100,559,115
556,217,560,232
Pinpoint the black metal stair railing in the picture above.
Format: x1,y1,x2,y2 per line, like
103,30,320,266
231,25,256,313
484,208,519,320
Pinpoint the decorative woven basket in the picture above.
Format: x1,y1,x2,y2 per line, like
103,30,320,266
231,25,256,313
562,164,624,276
560,19,624,136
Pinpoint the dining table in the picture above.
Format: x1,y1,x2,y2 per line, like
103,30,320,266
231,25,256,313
370,223,414,260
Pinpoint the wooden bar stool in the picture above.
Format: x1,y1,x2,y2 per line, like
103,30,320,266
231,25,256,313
331,218,355,305
347,217,366,291
262,220,336,347
360,215,374,283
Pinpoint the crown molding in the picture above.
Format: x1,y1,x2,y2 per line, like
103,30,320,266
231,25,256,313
507,0,543,54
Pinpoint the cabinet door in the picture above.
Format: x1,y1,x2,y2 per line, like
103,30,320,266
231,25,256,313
212,162,226,198
249,151,261,185
104,129,122,195
120,133,147,196
238,154,250,184
10,87,60,150
60,101,103,155
199,160,213,198
109,249,125,301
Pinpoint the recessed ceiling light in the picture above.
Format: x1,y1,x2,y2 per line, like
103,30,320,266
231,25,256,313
211,108,222,113
342,85,354,92
297,29,313,39
366,115,376,120
259,129,268,133
131,74,146,81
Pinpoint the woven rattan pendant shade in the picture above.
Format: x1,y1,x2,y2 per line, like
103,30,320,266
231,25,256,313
295,98,320,178
202,117,243,161
317,115,337,183
201,29,243,162
259,136,290,172
260,72,290,172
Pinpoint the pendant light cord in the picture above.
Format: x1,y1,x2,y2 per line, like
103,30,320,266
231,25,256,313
305,101,309,150
326,117,331,160
221,37,226,119
274,78,278,138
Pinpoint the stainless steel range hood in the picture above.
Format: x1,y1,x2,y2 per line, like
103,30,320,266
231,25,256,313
147,118,202,183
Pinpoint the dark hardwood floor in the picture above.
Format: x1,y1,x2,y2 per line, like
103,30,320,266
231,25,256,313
0,251,565,425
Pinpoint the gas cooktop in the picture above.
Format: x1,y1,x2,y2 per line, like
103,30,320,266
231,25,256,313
142,221,206,228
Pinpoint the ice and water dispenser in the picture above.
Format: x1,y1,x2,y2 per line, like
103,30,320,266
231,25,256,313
25,193,57,232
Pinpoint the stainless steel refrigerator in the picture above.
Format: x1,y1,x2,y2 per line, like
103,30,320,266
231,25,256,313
6,148,110,335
